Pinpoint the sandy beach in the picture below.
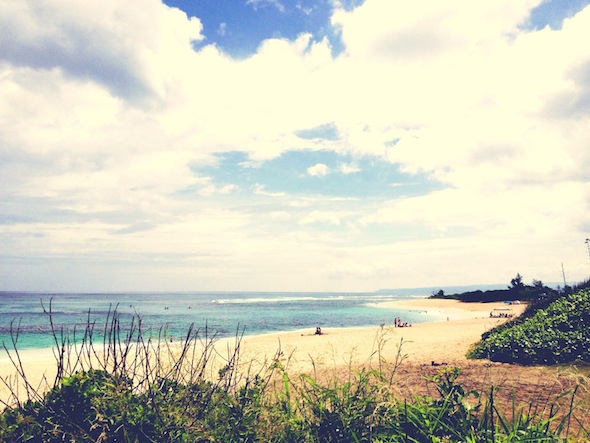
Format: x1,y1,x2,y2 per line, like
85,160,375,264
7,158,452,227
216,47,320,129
0,298,527,406
234,299,527,374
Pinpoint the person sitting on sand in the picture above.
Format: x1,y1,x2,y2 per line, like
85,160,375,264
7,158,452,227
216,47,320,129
315,327,322,335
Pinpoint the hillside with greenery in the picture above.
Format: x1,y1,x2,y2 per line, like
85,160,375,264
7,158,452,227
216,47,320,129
430,274,558,302
469,287,590,365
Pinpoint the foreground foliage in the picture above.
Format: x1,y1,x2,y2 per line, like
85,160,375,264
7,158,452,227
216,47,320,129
1,301,588,442
469,289,590,365
3,366,584,442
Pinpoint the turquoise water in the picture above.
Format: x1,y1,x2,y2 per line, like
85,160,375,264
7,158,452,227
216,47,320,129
0,291,441,350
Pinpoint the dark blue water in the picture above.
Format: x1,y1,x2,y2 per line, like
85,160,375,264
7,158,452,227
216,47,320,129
0,291,440,350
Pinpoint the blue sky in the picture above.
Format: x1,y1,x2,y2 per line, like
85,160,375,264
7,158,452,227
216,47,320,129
192,150,441,198
1,0,590,292
166,0,347,57
165,0,589,57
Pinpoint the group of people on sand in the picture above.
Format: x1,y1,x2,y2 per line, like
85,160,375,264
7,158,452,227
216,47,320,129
314,326,323,335
394,317,411,328
489,311,514,318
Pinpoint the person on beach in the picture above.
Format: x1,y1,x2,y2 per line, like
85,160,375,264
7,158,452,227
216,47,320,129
315,327,322,335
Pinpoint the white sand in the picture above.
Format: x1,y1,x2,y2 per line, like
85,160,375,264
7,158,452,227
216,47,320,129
233,300,526,372
0,298,526,406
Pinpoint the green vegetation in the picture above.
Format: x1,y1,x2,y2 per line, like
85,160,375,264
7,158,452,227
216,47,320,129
1,368,272,442
430,274,558,303
469,288,590,365
1,301,589,441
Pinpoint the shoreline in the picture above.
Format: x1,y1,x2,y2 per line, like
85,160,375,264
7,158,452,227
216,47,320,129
0,296,456,357
232,299,527,372
375,297,526,319
0,298,527,405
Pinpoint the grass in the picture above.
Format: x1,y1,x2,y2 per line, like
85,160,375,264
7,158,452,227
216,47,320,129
0,301,589,442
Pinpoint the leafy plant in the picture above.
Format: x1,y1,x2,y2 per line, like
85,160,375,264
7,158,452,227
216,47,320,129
470,289,590,365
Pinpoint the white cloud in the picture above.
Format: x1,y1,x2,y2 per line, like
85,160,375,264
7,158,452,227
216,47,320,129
270,211,291,220
307,163,330,176
1,0,590,291
339,163,360,174
332,0,543,60
246,0,286,13
254,184,286,197
0,0,203,102
296,1,315,15
219,184,239,194
299,211,346,226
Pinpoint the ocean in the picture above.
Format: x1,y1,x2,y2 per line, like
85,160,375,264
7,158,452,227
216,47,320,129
0,291,442,351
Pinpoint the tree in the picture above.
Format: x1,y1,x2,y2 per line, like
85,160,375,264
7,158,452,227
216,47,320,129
509,273,525,291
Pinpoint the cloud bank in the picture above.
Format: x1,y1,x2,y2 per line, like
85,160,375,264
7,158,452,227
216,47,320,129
1,0,589,291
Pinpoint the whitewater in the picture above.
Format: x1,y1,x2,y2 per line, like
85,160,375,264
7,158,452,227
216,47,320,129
0,291,443,351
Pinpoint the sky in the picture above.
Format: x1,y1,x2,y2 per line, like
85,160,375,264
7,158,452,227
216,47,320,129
1,0,590,293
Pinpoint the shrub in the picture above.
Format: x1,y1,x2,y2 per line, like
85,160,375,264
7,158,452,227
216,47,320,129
469,289,590,365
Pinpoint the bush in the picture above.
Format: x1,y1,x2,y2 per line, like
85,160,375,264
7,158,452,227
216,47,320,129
469,289,590,365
